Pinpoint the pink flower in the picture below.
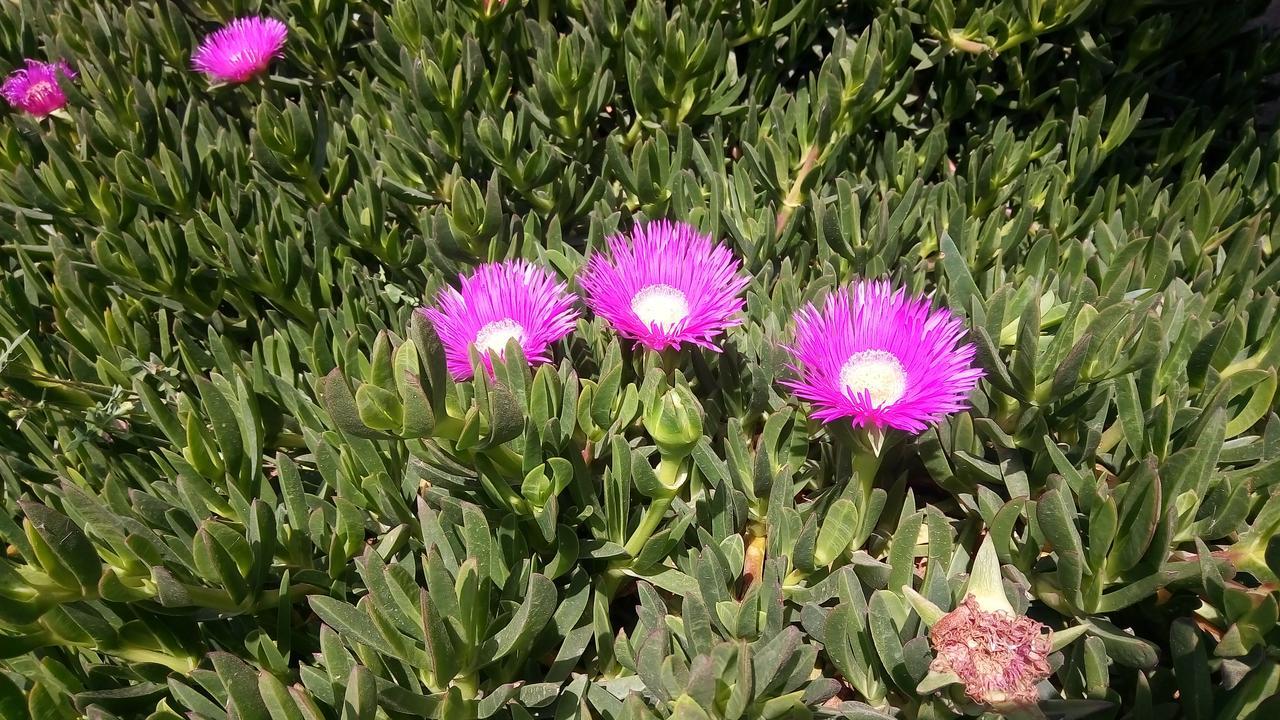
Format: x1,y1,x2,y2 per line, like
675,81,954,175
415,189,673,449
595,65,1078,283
422,260,579,381
578,220,748,352
929,595,1053,707
192,17,288,84
1,60,76,117
783,280,983,433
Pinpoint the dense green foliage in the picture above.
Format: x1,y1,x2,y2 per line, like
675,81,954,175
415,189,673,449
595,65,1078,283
3,0,1280,718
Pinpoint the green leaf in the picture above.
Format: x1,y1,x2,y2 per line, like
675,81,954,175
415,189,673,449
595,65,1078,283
193,523,248,605
0,675,24,720
20,501,101,591
196,374,245,480
487,573,556,661
481,382,524,447
211,652,270,720
940,232,980,314
340,666,376,720
394,340,436,437
258,672,304,720
1170,619,1212,720
1115,374,1145,454
887,511,924,594
1107,457,1161,576
1036,487,1085,606
814,499,859,568
355,383,403,432
1010,280,1041,396
1082,618,1160,669
322,369,391,439
421,587,458,686
1050,332,1093,397
752,626,800,695
308,597,380,647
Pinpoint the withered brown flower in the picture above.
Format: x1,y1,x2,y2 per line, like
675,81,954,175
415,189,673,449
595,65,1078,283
928,594,1053,707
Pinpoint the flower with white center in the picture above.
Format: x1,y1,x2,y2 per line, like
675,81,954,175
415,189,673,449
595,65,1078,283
421,260,579,380
783,280,983,433
578,220,749,352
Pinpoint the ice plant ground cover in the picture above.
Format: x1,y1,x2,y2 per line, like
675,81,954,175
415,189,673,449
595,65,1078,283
1,0,1280,719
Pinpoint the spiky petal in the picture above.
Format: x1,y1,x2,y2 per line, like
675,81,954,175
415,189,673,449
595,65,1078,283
929,595,1053,707
192,17,288,84
578,220,749,352
421,260,579,381
783,280,983,433
1,60,76,117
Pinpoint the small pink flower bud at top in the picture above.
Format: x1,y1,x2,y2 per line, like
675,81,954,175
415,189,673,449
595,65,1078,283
928,594,1053,707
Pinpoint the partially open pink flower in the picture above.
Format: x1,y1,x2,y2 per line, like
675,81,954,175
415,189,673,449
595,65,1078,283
422,260,579,380
578,220,748,352
1,60,76,117
192,17,288,84
929,594,1053,707
783,280,983,433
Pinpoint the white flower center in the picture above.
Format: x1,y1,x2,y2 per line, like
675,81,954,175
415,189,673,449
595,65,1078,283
631,284,689,331
474,318,525,355
839,350,907,407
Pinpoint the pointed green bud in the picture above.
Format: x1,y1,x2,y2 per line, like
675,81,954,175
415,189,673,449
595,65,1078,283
643,384,703,458
964,536,1014,614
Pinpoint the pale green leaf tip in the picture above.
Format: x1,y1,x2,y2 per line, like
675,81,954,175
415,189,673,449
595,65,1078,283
1050,623,1089,652
917,669,961,694
965,536,1014,614
902,585,946,626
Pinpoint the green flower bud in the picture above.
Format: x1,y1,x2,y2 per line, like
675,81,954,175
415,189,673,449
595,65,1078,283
643,384,703,458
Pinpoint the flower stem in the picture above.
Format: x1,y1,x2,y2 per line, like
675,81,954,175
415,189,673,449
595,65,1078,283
851,435,885,547
592,569,625,675
852,448,882,509
624,495,673,557
657,455,682,489
774,144,822,236
660,347,679,381
623,457,683,556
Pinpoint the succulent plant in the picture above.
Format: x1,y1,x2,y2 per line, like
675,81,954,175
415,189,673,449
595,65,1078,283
1,0,1280,719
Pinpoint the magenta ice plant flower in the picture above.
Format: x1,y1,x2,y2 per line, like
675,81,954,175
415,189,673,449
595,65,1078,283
192,17,288,84
578,220,749,352
784,280,983,433
421,260,579,381
1,60,76,117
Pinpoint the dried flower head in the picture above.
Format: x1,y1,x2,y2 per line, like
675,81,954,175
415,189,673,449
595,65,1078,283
929,594,1053,707
422,260,579,380
192,17,288,84
783,280,983,433
1,60,76,117
578,220,748,352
